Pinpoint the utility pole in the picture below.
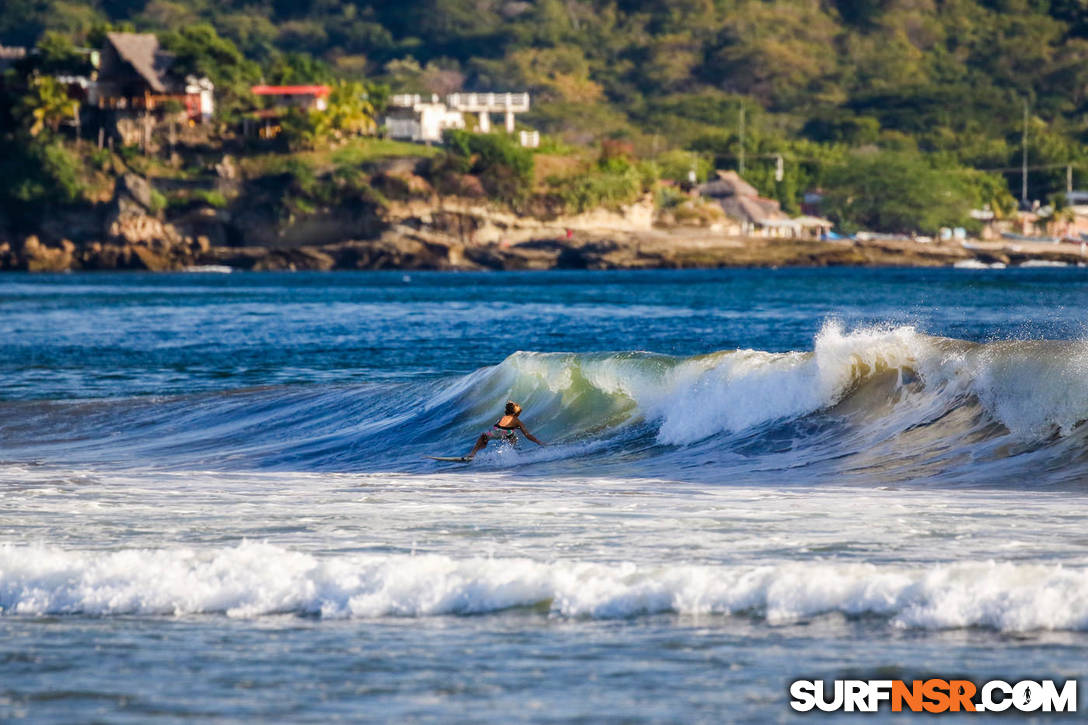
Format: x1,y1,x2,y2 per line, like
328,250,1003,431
1067,164,1073,194
566,0,580,29
738,106,746,175
1021,99,1029,204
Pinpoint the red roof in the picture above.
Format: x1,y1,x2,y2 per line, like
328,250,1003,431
251,85,331,97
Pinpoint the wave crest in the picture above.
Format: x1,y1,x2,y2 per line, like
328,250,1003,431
3,321,1088,481
2,543,1086,631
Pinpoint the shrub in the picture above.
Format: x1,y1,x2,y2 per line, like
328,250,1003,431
88,147,112,171
0,139,83,230
655,185,688,210
655,149,712,185
148,189,167,214
442,129,534,204
194,189,228,208
551,163,642,214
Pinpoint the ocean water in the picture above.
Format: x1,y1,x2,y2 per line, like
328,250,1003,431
1,267,1087,722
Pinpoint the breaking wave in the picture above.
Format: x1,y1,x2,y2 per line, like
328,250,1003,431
2,321,1088,485
2,542,1086,631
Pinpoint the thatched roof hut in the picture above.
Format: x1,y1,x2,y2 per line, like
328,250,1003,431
96,32,176,101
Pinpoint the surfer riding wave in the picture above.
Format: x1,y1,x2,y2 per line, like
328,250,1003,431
466,401,544,459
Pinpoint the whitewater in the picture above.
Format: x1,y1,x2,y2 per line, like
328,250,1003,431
1,268,1087,722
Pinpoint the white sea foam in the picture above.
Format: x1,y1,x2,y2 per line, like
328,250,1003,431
653,323,935,443
967,340,1088,437
1019,259,1069,268
3,542,1087,631
954,260,1006,269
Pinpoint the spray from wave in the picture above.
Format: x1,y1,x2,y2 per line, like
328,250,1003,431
2,322,1088,484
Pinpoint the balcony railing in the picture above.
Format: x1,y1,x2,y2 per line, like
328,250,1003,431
446,93,529,112
391,93,530,112
390,94,442,108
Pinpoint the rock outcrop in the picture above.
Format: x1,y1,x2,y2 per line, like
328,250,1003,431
9,236,77,272
88,173,196,270
3,181,1086,272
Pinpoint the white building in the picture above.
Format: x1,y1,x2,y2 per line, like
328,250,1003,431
446,92,529,133
185,76,215,121
386,92,531,143
386,94,466,143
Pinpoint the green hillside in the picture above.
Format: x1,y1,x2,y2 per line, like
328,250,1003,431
2,0,1087,233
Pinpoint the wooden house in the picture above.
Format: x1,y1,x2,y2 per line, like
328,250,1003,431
91,33,213,121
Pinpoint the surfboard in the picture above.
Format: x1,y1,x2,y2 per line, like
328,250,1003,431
427,455,472,463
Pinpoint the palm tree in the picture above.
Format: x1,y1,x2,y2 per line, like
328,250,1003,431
280,81,376,149
988,187,1018,220
325,81,377,139
21,76,79,138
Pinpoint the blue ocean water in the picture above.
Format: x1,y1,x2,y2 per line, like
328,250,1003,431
1,268,1087,722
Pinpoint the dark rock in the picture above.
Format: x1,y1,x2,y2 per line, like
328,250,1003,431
119,173,154,211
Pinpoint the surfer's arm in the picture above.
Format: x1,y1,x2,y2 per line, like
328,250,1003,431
518,422,544,446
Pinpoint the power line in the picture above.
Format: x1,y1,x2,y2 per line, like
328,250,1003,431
979,162,1082,173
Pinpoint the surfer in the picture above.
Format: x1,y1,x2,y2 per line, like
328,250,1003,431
466,401,544,459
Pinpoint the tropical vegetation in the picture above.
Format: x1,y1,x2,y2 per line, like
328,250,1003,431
1,0,1086,234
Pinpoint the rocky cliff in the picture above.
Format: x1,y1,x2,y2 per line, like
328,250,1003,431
2,178,1085,272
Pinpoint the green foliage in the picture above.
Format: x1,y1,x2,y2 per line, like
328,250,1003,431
268,157,318,196
34,31,92,75
821,151,980,234
548,149,650,214
655,150,712,185
0,138,82,229
967,169,1018,219
265,52,335,86
18,76,78,138
6,0,1088,226
197,189,228,208
554,166,642,214
279,108,330,152
87,147,112,171
167,188,228,211
148,189,167,214
117,144,141,165
803,114,881,145
160,24,259,118
442,129,534,204
32,142,82,203
328,138,438,166
279,81,377,150
160,99,185,115
325,80,377,138
655,185,689,210
255,155,383,219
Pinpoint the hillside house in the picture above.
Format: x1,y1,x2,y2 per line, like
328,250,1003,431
251,85,330,111
385,94,465,143
90,32,213,121
696,171,834,238
243,85,333,138
698,171,796,236
386,92,531,144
